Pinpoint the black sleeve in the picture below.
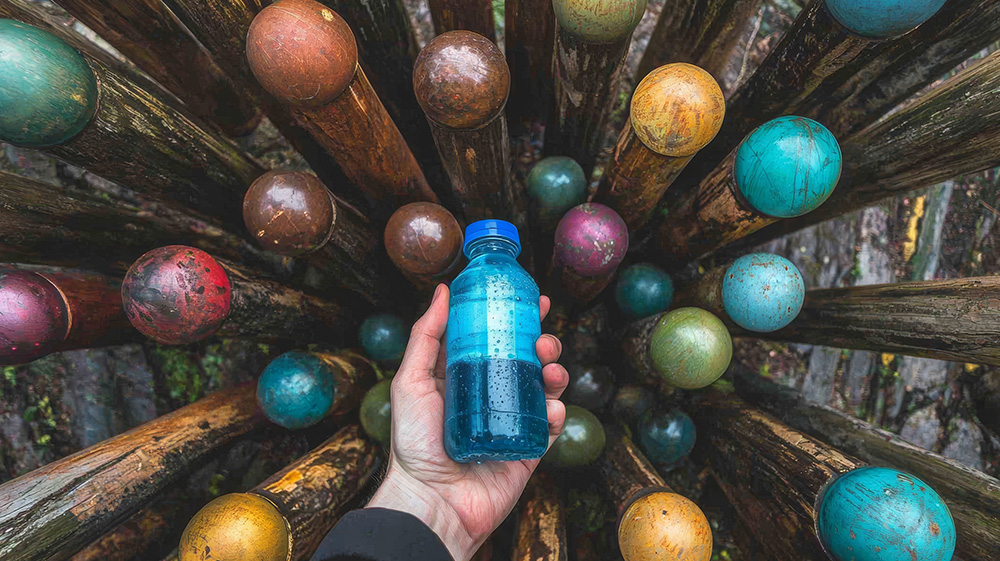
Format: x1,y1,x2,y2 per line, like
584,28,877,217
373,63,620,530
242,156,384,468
309,508,454,561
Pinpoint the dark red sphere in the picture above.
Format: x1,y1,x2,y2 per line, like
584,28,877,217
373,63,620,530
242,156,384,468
243,170,335,256
0,270,68,364
122,246,232,345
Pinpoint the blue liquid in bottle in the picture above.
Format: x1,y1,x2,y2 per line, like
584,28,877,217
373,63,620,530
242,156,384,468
445,220,548,462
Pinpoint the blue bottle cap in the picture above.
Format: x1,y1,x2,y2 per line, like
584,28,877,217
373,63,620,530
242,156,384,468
463,219,521,258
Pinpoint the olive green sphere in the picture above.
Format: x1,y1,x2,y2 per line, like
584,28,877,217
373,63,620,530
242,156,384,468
360,378,392,447
649,308,732,390
545,405,606,467
552,0,647,43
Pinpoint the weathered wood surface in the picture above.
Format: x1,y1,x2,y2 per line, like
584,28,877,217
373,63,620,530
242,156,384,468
426,0,495,40
429,118,513,222
597,427,671,515
618,313,665,388
0,384,265,561
744,276,1000,365
505,0,556,127
512,473,567,561
31,268,134,351
734,369,1000,561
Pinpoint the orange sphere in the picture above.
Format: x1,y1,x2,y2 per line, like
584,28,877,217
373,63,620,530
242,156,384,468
179,493,292,561
618,491,712,561
630,63,724,157
246,0,358,107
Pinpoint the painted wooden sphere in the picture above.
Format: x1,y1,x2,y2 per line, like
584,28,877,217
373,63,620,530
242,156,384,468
554,203,629,277
630,63,725,157
0,20,97,148
545,405,606,467
243,171,334,256
359,314,408,361
649,308,732,390
0,270,68,364
734,116,842,218
413,30,509,129
817,467,956,561
637,409,696,466
825,0,947,38
257,351,337,429
615,263,674,320
526,156,587,218
384,202,464,277
618,491,712,561
721,253,804,332
552,0,647,43
246,0,358,107
121,246,231,345
565,363,615,412
612,385,656,422
178,493,291,561
360,378,392,447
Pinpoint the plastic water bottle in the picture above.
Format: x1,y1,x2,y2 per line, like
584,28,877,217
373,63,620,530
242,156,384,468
445,220,548,462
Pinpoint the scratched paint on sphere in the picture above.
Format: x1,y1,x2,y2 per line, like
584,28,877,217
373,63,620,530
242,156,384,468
526,156,587,218
817,466,956,561
649,307,731,390
544,405,606,467
618,492,712,561
0,20,97,147
825,0,947,38
178,493,291,561
360,378,392,447
359,314,409,361
615,263,674,320
554,203,629,276
630,63,725,157
0,270,68,364
384,202,464,278
257,351,338,429
734,116,842,218
121,246,231,345
722,253,804,332
551,0,647,43
637,409,696,466
243,171,335,256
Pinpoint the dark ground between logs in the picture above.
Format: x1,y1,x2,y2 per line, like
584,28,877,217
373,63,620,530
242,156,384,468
1,1,999,560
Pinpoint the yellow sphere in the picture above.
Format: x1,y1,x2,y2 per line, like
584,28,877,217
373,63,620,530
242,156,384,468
179,493,292,561
618,491,713,561
630,63,725,157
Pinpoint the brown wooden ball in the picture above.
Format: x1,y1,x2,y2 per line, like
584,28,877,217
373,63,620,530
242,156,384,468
618,491,712,561
630,63,724,157
384,202,463,278
246,0,358,107
413,30,510,130
243,170,335,256
179,493,292,561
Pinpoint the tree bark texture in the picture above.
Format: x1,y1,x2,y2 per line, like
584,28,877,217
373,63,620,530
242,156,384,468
597,427,672,515
31,267,136,351
505,0,556,127
512,473,568,561
426,0,496,40
429,116,514,222
618,314,664,387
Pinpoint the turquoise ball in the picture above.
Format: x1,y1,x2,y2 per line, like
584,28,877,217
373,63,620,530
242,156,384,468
818,467,956,561
526,156,587,220
722,253,804,332
734,116,841,218
359,314,408,361
257,351,337,429
825,0,946,38
615,263,674,320
637,409,696,467
0,20,98,147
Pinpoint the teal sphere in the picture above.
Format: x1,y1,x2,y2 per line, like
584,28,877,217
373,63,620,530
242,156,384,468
637,409,696,467
818,467,956,561
734,116,841,218
0,20,98,147
825,0,946,38
257,351,337,429
526,156,587,220
615,263,674,320
359,314,408,361
722,253,804,332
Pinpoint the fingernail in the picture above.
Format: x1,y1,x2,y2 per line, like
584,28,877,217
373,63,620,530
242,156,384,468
431,284,444,303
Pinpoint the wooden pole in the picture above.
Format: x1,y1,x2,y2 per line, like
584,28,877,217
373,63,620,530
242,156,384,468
550,203,629,302
414,30,513,222
426,0,496,40
545,0,647,178
384,202,465,290
246,0,437,220
505,0,556,128
732,369,1000,561
512,473,567,561
54,0,261,136
121,246,352,345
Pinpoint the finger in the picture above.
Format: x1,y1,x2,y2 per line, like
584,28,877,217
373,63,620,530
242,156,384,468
542,363,569,400
539,295,551,321
545,399,566,448
395,284,449,386
536,334,562,365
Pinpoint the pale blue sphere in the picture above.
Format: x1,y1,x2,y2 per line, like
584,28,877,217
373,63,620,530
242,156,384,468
722,253,804,332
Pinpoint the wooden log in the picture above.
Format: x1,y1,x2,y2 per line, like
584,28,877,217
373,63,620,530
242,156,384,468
592,63,724,231
635,0,764,84
733,369,1000,561
0,266,134,365
54,0,261,136
426,0,495,40
550,203,628,302
0,19,264,229
545,0,647,178
246,0,438,220
121,246,351,345
0,384,265,561
414,30,513,222
742,276,1000,365
384,202,465,290
512,473,567,561
505,0,556,128
598,427,671,514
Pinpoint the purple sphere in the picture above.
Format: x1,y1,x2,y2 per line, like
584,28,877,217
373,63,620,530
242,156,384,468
553,203,629,277
0,270,69,364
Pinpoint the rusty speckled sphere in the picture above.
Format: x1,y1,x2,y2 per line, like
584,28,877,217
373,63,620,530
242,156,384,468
243,171,335,256
413,31,510,130
630,64,725,157
618,491,713,561
246,0,358,107
0,270,68,364
554,203,629,277
552,0,647,43
384,202,464,279
179,493,292,561
122,246,232,345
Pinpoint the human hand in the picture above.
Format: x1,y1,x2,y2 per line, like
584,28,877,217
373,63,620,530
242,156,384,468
366,284,569,561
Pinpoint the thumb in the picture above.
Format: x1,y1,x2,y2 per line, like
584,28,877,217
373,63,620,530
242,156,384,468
395,284,449,385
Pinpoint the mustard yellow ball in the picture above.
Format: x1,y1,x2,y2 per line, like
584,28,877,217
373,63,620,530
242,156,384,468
630,63,725,157
179,493,292,561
